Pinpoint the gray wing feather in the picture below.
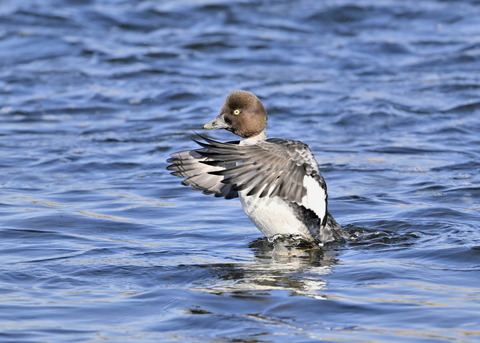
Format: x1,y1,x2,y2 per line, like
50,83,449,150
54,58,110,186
168,135,328,222
167,149,238,199
189,135,327,219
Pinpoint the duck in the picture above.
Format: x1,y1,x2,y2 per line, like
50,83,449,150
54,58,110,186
167,90,346,246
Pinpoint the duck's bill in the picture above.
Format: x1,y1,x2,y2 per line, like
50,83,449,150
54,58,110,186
203,114,229,130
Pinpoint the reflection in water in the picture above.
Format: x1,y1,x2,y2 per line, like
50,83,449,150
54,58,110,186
187,238,340,299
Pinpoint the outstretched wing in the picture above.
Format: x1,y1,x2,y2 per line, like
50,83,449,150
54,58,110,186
167,147,239,199
195,135,328,225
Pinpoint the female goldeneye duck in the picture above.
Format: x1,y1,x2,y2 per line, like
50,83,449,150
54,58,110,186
167,90,346,246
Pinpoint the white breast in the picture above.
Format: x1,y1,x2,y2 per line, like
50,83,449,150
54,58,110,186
238,191,312,240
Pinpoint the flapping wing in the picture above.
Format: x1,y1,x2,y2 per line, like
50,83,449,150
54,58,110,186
195,135,328,225
167,148,239,199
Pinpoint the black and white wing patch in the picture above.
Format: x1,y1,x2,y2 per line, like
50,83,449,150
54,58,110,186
194,135,328,225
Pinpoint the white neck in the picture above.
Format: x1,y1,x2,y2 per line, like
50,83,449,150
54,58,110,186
239,130,266,146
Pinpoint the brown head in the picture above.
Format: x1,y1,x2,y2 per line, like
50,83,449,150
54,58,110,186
203,90,267,138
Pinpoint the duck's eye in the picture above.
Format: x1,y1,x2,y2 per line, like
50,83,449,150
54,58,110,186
233,109,240,115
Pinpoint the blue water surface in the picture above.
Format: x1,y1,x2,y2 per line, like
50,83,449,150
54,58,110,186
1,0,480,342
